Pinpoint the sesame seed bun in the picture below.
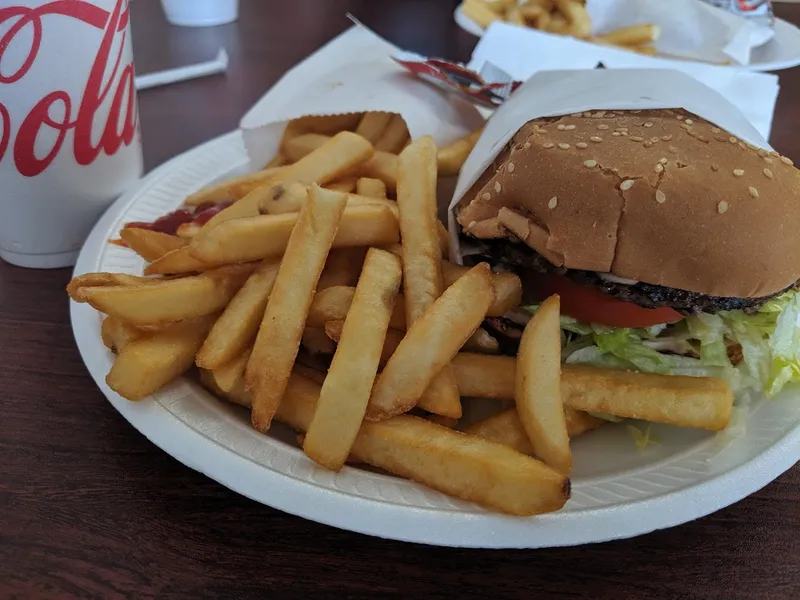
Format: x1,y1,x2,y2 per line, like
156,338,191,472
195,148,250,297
456,109,800,298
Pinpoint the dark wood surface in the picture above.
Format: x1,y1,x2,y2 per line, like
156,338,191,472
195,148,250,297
2,1,798,598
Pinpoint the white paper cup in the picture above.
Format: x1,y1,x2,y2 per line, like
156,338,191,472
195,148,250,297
161,0,239,27
0,0,143,269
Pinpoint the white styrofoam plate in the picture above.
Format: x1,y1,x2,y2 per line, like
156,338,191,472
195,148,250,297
71,130,800,548
455,5,800,71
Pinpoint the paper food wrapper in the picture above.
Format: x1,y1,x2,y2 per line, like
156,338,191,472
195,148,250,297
447,68,772,262
587,0,774,65
239,25,484,170
469,22,779,140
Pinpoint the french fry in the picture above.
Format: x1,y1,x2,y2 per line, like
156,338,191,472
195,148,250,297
118,228,187,262
246,185,348,432
366,263,495,421
100,316,144,352
629,45,657,56
273,374,570,516
68,272,163,301
516,295,571,473
395,136,462,418
465,408,605,454
441,261,522,317
204,132,374,229
544,12,569,34
175,222,202,239
281,113,363,147
304,248,403,470
190,205,399,266
283,133,331,163
451,353,734,431
183,168,286,206
355,111,393,144
325,177,357,193
74,264,255,326
505,4,525,27
199,367,252,409
358,151,398,193
437,128,483,177
425,414,459,428
595,23,660,47
462,0,503,29
265,153,288,168
292,363,328,386
317,248,367,290
301,327,337,356
106,315,217,400
195,259,280,370
307,286,405,329
356,177,387,199
323,320,404,366
258,182,398,217
209,346,252,393
373,114,409,153
463,327,500,354
143,246,210,276
554,0,591,38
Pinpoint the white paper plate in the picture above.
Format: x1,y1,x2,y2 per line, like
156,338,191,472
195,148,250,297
455,5,800,71
71,130,800,548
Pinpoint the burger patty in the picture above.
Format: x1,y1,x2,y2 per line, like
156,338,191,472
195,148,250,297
467,237,796,315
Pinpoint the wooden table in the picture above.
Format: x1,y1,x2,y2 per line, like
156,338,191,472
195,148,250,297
2,1,798,597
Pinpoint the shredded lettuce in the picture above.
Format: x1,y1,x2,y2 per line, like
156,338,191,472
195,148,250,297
522,290,800,397
627,423,660,451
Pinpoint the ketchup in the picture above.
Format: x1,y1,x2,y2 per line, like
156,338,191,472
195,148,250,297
122,200,233,235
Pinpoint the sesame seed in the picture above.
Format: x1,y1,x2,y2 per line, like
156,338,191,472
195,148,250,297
597,124,610,130
764,157,774,165
538,129,547,134
711,127,721,134
570,113,581,118
507,162,515,173
676,115,684,120
662,135,673,141
615,127,628,132
729,137,738,144
685,119,693,125
718,201,729,214
612,132,621,137
576,142,588,149
748,186,759,198
650,137,659,143
654,164,663,173
656,190,666,204
746,143,757,151
495,182,502,193
524,141,531,149
558,143,570,150
565,124,576,130
543,142,554,149
620,179,634,191
764,168,774,179
593,111,606,118
622,131,630,137
771,150,780,157
669,146,678,153
548,196,558,209
644,122,653,128
738,142,746,150
644,141,653,148
590,136,603,143
659,158,668,164
584,160,597,168
711,164,719,171
715,135,728,143
758,149,769,158
681,123,692,130
698,136,709,143
630,136,644,142
557,124,566,131
733,169,744,177
781,156,794,166
481,193,491,201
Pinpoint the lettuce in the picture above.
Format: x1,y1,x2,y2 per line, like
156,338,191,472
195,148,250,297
522,290,800,397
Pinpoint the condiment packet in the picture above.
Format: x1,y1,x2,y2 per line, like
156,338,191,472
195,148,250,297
469,22,779,139
587,0,774,65
447,68,772,262
239,25,484,170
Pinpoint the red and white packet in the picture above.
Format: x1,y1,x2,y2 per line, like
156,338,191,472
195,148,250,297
238,25,485,171
445,68,772,263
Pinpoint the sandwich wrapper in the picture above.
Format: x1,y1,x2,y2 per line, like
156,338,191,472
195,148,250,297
469,22,780,139
587,0,774,65
239,25,484,171
447,68,773,263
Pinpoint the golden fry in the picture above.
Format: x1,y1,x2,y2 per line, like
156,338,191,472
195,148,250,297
307,286,405,329
196,259,280,370
209,346,252,393
358,151,398,193
325,177,357,193
373,114,409,154
301,327,337,356
554,0,591,38
246,186,348,432
462,0,503,29
463,327,500,354
304,249,402,470
143,246,210,276
183,167,285,206
324,320,404,366
118,228,187,262
366,263,494,421
356,177,387,199
437,128,483,177
100,316,144,352
595,23,660,46
441,261,522,317
317,248,367,290
258,182,397,217
355,112,393,144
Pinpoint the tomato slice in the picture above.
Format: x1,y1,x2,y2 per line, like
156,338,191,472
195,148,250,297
527,272,683,328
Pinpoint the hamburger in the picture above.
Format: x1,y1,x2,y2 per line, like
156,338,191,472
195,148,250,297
455,108,800,396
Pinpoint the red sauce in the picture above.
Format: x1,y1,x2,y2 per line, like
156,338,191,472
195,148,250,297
122,200,233,235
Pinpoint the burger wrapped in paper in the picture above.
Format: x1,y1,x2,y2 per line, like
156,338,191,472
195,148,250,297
450,69,800,397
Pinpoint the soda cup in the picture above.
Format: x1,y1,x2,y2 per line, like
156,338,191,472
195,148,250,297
0,0,143,268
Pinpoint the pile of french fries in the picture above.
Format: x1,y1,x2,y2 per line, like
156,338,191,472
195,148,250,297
68,111,733,516
462,0,661,56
